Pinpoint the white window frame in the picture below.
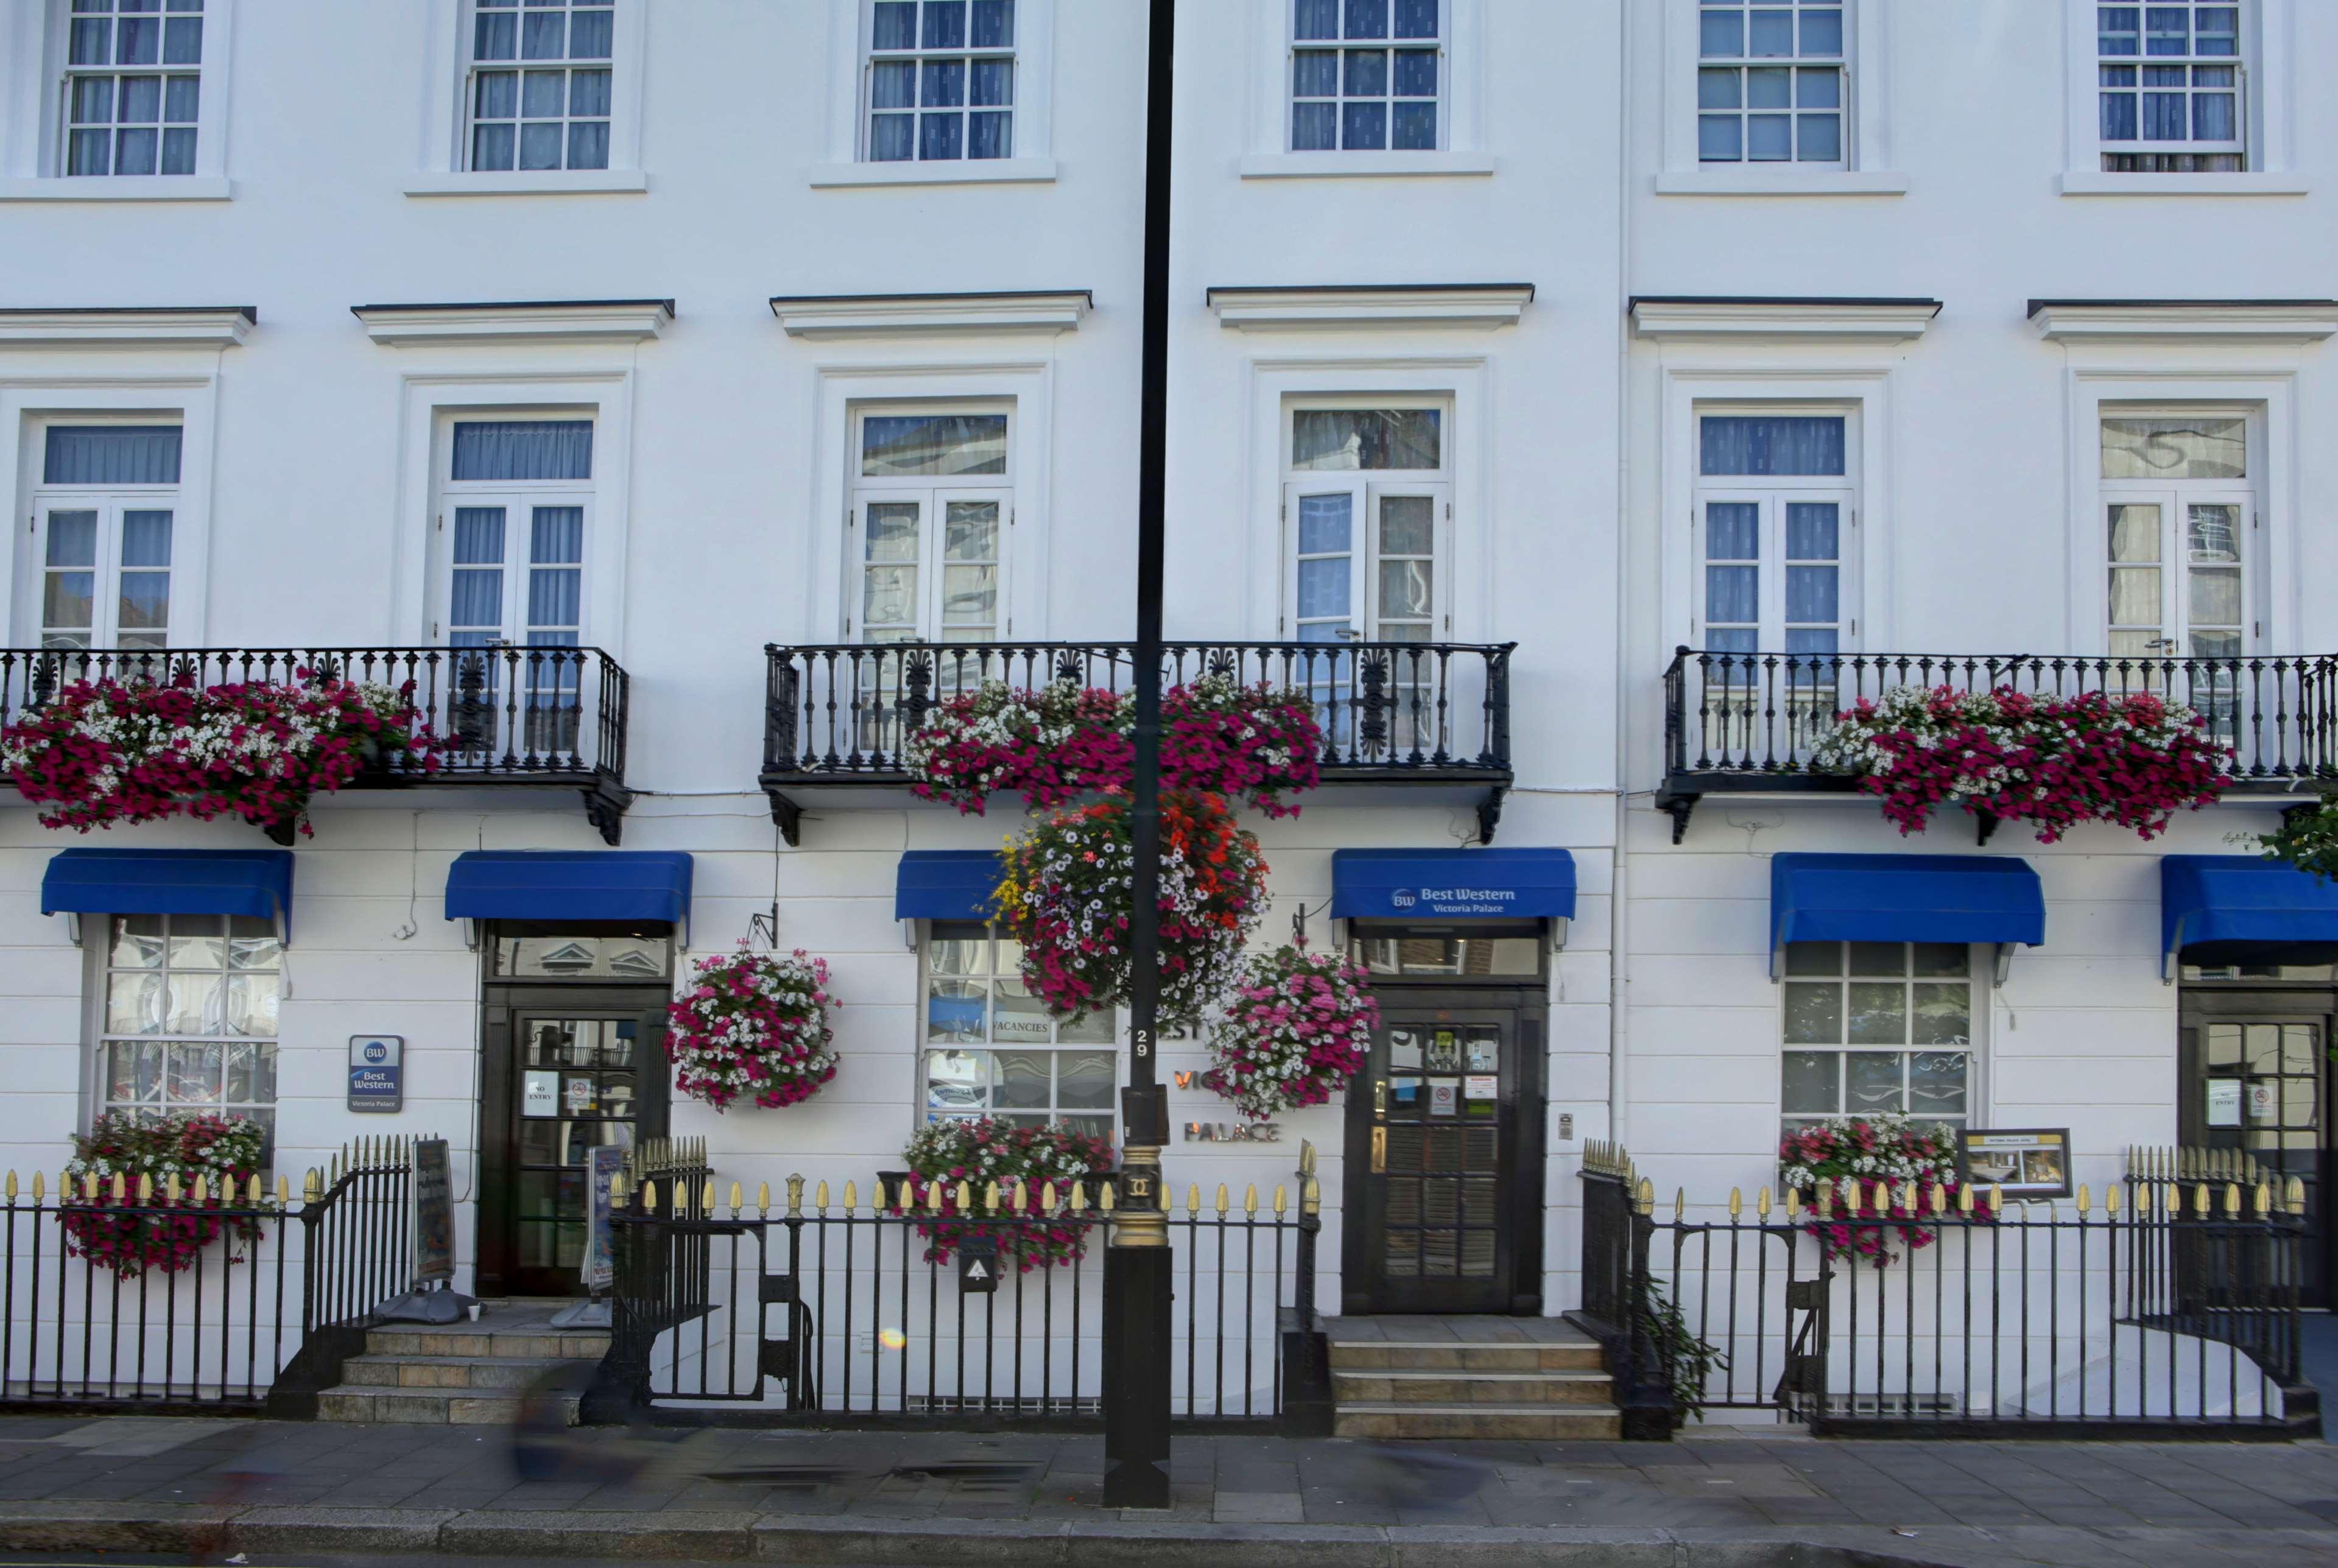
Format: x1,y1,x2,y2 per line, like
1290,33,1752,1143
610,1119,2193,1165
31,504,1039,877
858,0,1019,166
1283,0,1448,156
2062,374,2297,655
430,412,597,650
2098,404,2261,662
1656,0,1902,195
25,417,184,650
814,0,1057,186
3,384,217,647
2061,0,2303,195
1688,406,1861,656
387,373,634,658
1777,939,1984,1137
0,0,233,199
917,918,1119,1142
806,363,1053,643
88,911,282,1151
847,402,1015,642
407,0,647,196
1689,0,1848,172
458,0,618,177
1241,0,1488,178
1239,362,1488,643
1277,395,1454,644
1660,370,1893,653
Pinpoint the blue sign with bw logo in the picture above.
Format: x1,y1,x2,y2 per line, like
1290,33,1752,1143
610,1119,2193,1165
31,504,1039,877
348,1035,404,1114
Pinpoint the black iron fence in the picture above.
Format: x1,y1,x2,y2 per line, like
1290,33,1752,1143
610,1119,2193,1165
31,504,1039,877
0,1138,418,1416
1661,647,2338,794
593,1161,1325,1430
763,639,1513,782
1574,1144,2317,1440
0,646,632,840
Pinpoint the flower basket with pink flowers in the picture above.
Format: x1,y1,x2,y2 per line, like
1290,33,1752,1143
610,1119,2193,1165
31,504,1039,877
0,671,443,840
893,1116,1116,1270
1778,1113,1995,1266
1811,684,2228,842
664,946,838,1112
1202,943,1379,1119
60,1111,267,1278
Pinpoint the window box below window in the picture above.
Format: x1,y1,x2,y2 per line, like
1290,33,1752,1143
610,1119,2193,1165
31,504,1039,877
0,176,230,202
401,169,648,198
1237,150,1493,180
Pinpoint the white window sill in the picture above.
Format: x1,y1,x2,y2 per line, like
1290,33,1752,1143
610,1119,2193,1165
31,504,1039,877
0,175,231,202
807,157,1058,188
1654,168,1908,197
402,170,650,197
2058,171,2308,197
1238,150,1495,180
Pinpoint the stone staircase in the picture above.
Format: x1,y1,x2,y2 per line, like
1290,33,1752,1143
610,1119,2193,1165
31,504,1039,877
318,1302,608,1425
1328,1316,1622,1439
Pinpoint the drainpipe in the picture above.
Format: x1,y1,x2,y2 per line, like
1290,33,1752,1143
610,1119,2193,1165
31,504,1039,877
1608,0,1637,1152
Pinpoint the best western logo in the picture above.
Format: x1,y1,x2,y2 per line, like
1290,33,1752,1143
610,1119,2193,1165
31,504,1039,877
1390,888,1418,909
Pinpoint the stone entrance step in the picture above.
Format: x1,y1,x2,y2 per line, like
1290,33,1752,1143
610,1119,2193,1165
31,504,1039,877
1325,1316,1621,1440
317,1301,607,1426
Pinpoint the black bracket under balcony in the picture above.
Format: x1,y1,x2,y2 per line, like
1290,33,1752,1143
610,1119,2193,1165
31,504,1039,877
761,639,1515,843
0,645,634,844
1657,645,2338,844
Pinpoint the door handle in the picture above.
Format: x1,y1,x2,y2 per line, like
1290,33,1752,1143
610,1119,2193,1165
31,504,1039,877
1370,1127,1387,1173
1373,1078,1387,1116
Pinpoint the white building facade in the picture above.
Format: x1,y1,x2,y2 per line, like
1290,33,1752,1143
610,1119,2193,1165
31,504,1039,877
0,0,2328,1380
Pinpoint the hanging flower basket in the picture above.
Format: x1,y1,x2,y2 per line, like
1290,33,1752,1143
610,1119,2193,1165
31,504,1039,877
1202,943,1379,1119
665,946,838,1112
1810,685,2228,842
61,1111,267,1278
903,675,1322,818
1778,1113,1995,1266
0,672,444,840
892,1116,1115,1270
992,790,1267,1029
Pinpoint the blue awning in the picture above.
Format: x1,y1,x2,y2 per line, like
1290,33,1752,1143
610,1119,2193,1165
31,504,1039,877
1770,853,2044,977
896,851,1003,922
2161,855,2338,979
1331,848,1577,920
42,849,296,940
445,851,693,939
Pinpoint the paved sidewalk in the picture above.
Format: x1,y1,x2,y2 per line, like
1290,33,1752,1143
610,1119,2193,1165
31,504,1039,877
0,1414,2330,1565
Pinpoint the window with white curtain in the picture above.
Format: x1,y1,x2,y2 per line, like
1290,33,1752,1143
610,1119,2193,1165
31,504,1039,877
865,0,1017,162
30,423,182,650
1695,0,1844,165
2096,3,2246,172
465,0,614,172
438,418,592,651
62,0,205,177
1692,412,1856,659
848,408,1011,642
1289,0,1442,152
2101,410,2256,661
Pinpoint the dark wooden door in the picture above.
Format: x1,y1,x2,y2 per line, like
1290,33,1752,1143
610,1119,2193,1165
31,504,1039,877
479,987,669,1298
2178,988,2331,1309
1342,999,1540,1314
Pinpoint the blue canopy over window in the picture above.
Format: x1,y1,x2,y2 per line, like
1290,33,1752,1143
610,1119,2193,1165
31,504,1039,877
2161,855,2338,979
896,851,1003,922
445,851,692,940
42,849,295,940
1770,854,2044,977
1331,848,1576,920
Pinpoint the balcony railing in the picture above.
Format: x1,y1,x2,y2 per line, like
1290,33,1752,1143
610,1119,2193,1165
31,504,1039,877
1658,646,2338,840
0,646,633,843
761,639,1515,843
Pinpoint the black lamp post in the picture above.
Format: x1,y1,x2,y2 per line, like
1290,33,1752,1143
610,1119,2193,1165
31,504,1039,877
1102,0,1177,1513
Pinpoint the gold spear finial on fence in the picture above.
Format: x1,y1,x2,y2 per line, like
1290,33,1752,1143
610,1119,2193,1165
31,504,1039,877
1012,1178,1029,1212
110,1172,125,1203
1784,1185,1800,1219
2106,1182,2120,1214
2287,1176,2307,1215
1814,1181,1832,1218
4,1172,14,1200
842,1179,857,1213
1303,1175,1322,1215
1635,1177,1653,1216
2076,1184,2090,1214
1185,1183,1200,1216
1098,1181,1116,1214
640,1179,658,1212
164,1172,180,1203
783,1175,800,1217
29,1173,41,1200
1728,1187,1742,1218
1216,1183,1230,1217
1756,1186,1772,1218
2194,1182,2211,1218
1245,1183,1259,1215
1273,1183,1289,1215
1960,1184,1976,1215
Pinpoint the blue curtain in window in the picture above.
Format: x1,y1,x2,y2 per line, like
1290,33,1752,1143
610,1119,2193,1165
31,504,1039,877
451,420,593,482
1700,416,1845,477
43,426,184,485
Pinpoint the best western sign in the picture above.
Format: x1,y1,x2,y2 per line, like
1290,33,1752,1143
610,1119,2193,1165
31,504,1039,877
1394,885,1521,916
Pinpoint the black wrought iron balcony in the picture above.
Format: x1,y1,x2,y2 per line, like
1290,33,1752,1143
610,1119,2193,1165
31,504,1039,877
1658,646,2338,841
761,639,1516,843
0,646,632,843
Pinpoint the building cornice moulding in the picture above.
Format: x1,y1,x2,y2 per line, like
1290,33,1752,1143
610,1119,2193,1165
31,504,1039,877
770,290,1092,339
1629,297,1940,343
2027,299,2338,344
352,300,675,346
1206,284,1533,332
0,306,255,348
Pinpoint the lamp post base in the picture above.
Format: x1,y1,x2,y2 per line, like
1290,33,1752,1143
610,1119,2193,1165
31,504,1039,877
1103,1239,1174,1509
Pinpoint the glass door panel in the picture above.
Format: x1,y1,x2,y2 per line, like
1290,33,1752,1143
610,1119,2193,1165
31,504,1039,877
510,1010,647,1296
1351,1007,1516,1312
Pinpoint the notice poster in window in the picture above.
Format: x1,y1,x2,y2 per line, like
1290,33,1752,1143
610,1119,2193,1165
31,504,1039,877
523,1070,559,1118
1428,1081,1459,1117
2205,1078,2243,1128
1958,1128,2072,1200
2247,1080,2279,1124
